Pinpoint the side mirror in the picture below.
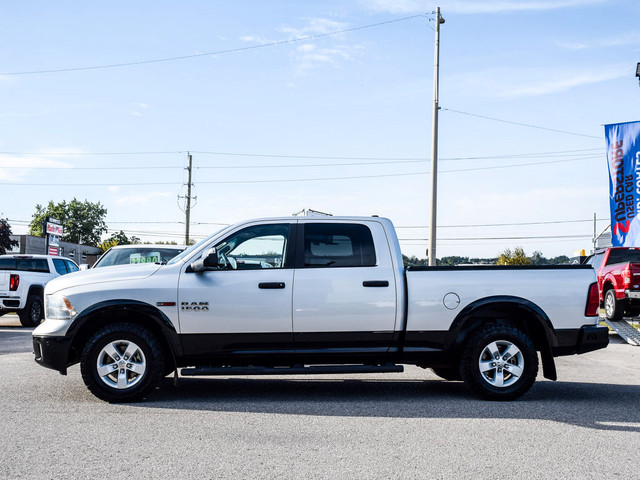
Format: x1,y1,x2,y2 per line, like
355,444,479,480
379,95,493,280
78,264,90,271
190,247,219,272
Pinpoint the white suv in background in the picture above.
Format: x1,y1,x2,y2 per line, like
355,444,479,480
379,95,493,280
0,254,79,327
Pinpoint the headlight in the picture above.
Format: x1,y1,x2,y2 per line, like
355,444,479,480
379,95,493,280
45,295,77,320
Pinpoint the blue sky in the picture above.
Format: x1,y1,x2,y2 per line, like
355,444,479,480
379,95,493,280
1,0,639,259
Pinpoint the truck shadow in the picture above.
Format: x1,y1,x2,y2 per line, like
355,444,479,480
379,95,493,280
142,377,640,433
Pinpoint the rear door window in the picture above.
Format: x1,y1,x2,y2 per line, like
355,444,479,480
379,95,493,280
52,259,68,275
302,223,376,268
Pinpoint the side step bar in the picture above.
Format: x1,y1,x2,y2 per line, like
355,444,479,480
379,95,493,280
181,364,404,376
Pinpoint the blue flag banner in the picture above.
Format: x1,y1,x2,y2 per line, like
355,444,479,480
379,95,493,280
606,120,640,246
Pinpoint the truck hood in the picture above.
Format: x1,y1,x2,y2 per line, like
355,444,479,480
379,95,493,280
45,263,163,295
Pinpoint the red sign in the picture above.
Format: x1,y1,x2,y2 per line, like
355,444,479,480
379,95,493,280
46,222,64,236
48,246,59,256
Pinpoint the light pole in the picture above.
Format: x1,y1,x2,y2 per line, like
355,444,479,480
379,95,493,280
428,7,445,266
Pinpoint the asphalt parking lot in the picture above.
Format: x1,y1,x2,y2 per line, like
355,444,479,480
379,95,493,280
1,313,638,479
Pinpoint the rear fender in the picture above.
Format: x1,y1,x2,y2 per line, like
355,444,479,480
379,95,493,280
445,295,558,381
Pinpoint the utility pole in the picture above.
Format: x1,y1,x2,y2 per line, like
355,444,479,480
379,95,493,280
428,7,445,266
184,153,193,245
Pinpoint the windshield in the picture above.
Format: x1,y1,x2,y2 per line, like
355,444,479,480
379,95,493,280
94,246,185,267
167,226,230,265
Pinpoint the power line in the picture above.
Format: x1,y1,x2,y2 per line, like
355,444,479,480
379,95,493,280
0,153,606,186
442,108,602,139
396,218,609,229
399,234,593,241
0,146,603,160
0,151,181,156
0,15,425,76
441,155,602,173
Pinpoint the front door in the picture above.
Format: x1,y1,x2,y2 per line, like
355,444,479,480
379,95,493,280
178,222,295,357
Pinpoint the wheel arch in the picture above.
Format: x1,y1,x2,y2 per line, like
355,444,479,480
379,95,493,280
602,276,620,298
66,300,181,371
444,295,558,381
27,284,45,298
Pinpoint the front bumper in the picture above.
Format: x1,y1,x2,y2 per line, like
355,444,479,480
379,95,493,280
32,335,73,375
552,325,609,356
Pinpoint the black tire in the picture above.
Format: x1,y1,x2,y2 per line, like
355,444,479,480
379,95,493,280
460,323,538,401
604,289,624,321
18,294,43,327
431,367,462,381
80,323,165,403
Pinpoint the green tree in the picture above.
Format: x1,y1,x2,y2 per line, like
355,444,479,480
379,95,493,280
109,231,141,245
402,254,428,267
529,250,547,265
496,246,531,265
439,256,470,266
0,218,18,255
29,199,108,247
99,238,119,253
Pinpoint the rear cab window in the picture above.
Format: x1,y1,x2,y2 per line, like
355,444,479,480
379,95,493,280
605,249,640,266
16,258,49,273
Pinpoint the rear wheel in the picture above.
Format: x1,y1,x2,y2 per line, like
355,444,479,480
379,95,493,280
460,324,538,401
604,289,623,321
18,294,43,327
80,323,165,403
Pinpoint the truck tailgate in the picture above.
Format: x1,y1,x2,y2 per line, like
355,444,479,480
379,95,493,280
0,271,9,296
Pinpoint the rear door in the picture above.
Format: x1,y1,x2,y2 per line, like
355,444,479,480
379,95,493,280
292,221,398,355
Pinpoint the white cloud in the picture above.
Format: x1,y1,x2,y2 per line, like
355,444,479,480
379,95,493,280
278,18,365,73
557,32,640,51
239,35,271,44
108,186,120,193
131,102,149,117
0,152,74,181
362,0,606,14
447,64,629,99
113,191,173,206
279,18,349,38
239,18,364,73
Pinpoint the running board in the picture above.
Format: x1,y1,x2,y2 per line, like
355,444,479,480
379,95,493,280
181,364,404,376
603,319,640,346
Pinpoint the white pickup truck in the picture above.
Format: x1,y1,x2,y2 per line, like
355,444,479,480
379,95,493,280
32,216,608,402
0,254,79,326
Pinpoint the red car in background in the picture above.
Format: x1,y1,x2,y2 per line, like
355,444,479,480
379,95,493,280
586,247,640,320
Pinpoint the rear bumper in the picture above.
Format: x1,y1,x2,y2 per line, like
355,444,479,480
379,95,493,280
0,296,22,310
32,335,72,374
552,325,609,356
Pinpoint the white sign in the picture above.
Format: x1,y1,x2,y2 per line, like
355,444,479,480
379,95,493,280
46,222,64,236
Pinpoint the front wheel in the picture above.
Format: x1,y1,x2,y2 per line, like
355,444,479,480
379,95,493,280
460,324,538,401
80,323,165,403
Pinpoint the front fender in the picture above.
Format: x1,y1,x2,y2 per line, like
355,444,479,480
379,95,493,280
66,299,183,360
